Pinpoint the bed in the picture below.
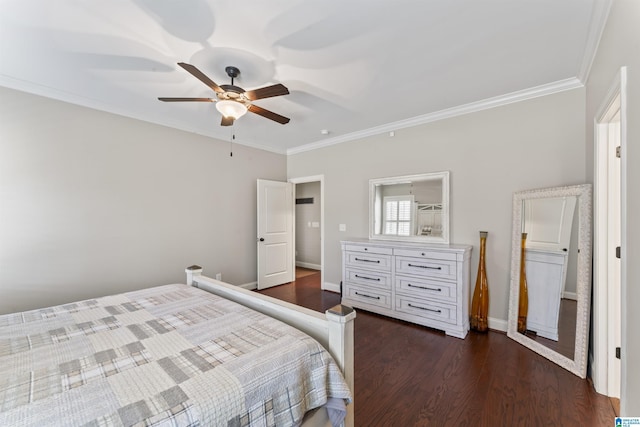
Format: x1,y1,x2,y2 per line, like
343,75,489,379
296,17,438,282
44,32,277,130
0,266,356,426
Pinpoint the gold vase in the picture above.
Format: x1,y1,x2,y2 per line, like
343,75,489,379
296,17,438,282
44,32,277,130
470,231,489,332
517,232,529,334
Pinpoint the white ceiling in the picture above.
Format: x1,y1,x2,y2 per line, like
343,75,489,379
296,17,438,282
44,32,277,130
0,0,609,154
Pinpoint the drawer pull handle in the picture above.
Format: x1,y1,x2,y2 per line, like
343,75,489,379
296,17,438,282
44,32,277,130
408,284,441,292
355,257,380,263
355,274,381,282
408,303,442,313
355,292,381,300
408,263,441,270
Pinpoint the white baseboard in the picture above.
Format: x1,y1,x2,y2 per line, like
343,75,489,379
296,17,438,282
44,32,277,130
295,261,321,270
588,352,596,389
488,317,508,332
563,291,578,301
240,280,340,296
323,281,341,294
239,281,257,290
245,280,340,294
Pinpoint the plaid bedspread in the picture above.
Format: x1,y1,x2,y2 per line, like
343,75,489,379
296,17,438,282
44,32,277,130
0,284,351,426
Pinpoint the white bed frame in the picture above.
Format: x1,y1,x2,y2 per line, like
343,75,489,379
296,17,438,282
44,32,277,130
185,266,355,427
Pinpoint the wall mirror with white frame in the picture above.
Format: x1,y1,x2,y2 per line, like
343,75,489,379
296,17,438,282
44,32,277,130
369,171,449,244
507,184,592,378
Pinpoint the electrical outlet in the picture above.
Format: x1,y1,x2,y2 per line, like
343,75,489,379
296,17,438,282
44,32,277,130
215,273,222,281
339,224,347,232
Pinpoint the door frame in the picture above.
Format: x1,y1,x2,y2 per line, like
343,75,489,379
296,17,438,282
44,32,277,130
592,66,627,398
289,175,327,290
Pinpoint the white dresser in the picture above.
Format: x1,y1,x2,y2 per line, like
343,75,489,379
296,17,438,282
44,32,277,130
524,249,569,341
341,239,472,338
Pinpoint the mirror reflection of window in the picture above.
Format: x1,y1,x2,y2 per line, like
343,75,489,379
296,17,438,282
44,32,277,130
369,171,450,243
383,196,414,236
377,179,444,237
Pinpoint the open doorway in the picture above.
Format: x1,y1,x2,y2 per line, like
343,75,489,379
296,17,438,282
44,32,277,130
290,176,325,290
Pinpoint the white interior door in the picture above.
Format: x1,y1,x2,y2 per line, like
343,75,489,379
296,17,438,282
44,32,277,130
257,179,294,290
523,196,576,252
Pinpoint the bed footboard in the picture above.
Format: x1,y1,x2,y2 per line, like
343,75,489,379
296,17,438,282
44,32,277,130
186,266,355,427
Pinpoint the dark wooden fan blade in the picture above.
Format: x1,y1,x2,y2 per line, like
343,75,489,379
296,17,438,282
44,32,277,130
177,62,224,93
158,97,215,102
244,84,289,101
248,104,290,124
221,116,235,126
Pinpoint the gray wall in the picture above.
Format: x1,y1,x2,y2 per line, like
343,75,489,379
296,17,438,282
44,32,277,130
0,87,286,314
585,0,639,414
288,88,586,325
295,182,321,268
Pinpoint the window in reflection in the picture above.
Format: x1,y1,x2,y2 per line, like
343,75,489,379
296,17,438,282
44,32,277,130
373,179,443,237
370,171,450,244
383,196,414,236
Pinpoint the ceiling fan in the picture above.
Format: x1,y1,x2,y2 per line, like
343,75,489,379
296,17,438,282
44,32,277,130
158,62,290,126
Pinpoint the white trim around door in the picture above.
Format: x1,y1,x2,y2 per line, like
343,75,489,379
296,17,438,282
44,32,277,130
289,175,330,291
592,66,626,400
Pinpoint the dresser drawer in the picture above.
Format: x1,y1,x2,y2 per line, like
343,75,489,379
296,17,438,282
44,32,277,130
394,248,458,262
345,268,392,290
344,244,393,255
345,251,392,271
395,296,457,325
395,275,456,303
395,257,457,280
343,285,392,309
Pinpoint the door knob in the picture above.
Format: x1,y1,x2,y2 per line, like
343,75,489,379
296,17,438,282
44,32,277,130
259,238,265,242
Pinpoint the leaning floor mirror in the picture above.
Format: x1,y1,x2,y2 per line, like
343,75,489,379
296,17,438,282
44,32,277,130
507,184,592,378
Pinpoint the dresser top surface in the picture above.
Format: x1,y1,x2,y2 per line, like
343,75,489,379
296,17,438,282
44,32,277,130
341,238,472,253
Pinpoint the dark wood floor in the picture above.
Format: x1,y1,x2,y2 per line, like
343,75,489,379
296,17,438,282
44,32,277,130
257,270,616,426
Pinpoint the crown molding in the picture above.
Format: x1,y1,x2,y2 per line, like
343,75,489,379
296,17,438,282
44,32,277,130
2,73,584,158
577,0,613,83
0,75,286,155
287,77,584,155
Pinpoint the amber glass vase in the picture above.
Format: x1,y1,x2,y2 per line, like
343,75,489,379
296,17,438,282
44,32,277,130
517,233,529,334
470,231,489,332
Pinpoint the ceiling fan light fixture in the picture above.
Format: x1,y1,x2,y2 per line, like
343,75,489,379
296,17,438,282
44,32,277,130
216,100,247,119
159,63,289,125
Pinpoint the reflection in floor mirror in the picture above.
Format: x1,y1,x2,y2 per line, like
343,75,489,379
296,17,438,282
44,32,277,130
507,184,592,378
